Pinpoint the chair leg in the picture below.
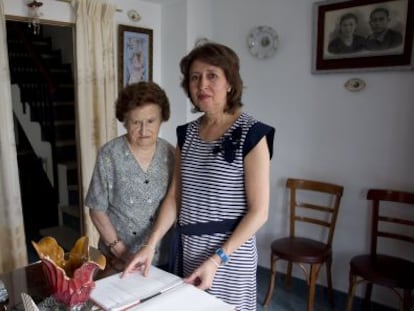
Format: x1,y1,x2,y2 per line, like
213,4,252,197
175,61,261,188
345,271,357,311
363,282,373,309
263,254,278,307
325,256,334,309
402,289,411,311
307,263,321,311
285,261,293,288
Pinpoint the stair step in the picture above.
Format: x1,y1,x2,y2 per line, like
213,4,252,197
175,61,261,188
68,185,78,191
68,188,79,205
39,226,80,251
60,205,80,218
53,102,76,120
55,143,77,162
50,67,70,73
54,121,76,140
53,88,75,101
61,160,77,169
55,120,75,125
56,139,76,147
61,161,79,186
67,169,79,186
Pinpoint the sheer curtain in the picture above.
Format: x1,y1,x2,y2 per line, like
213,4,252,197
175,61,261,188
0,0,28,272
74,0,117,247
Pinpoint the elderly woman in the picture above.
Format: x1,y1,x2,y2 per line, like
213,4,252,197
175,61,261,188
85,81,174,269
124,43,275,311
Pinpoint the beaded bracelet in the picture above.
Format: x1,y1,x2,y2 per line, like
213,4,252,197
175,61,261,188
107,238,121,249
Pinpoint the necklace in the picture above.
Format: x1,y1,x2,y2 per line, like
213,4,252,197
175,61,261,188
127,140,155,177
143,169,150,184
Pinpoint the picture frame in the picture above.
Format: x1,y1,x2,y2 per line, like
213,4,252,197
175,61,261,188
312,0,414,73
118,25,153,90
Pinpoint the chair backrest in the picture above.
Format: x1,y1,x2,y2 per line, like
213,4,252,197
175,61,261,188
366,189,414,257
286,178,344,247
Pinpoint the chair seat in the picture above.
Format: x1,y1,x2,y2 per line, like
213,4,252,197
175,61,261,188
350,254,414,289
271,237,331,264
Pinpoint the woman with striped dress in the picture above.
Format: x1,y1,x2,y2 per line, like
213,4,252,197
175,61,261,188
124,42,275,311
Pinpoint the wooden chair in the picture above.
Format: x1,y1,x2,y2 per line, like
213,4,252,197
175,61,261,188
345,189,414,311
263,178,343,311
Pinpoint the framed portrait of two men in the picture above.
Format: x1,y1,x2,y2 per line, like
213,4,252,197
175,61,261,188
312,0,414,73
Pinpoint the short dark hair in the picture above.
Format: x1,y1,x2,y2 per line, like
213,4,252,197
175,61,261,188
179,42,243,114
115,81,170,123
340,13,358,26
370,7,390,20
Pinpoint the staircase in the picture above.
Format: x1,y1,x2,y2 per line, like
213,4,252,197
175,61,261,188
7,20,81,251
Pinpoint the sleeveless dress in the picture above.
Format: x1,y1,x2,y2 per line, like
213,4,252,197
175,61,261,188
177,112,275,311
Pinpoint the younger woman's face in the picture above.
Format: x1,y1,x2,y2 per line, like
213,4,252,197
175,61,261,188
188,60,230,114
340,18,357,37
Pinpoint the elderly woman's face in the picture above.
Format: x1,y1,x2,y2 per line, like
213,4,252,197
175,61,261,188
125,103,162,148
188,60,230,114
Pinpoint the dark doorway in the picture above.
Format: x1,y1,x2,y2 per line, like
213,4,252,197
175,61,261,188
6,19,82,261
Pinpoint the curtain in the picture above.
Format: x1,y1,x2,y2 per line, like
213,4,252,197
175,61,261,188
0,0,28,272
74,0,117,247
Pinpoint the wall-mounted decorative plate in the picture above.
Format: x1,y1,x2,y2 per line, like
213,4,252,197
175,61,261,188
195,37,209,47
247,26,278,59
344,78,366,92
127,9,141,22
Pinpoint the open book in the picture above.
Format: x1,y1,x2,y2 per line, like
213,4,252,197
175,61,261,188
90,266,234,311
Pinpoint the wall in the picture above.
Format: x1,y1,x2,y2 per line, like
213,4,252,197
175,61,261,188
205,0,414,307
4,0,414,307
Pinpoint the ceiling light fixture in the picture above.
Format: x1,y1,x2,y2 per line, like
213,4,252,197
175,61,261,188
27,0,43,35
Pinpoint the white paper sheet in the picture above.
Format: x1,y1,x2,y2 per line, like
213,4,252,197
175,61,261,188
90,266,182,311
130,282,235,311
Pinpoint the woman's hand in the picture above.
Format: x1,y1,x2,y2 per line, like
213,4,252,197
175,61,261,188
121,245,156,277
183,257,218,290
110,240,128,259
109,248,134,272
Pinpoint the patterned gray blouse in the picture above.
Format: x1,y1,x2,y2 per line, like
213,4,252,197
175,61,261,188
85,135,174,264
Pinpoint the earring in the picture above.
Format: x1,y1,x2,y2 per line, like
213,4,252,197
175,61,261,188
227,87,231,93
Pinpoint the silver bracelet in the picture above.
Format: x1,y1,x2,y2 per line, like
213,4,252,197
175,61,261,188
142,244,156,252
209,257,220,268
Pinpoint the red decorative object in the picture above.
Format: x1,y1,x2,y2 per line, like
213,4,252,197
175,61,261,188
32,236,106,309
41,257,102,307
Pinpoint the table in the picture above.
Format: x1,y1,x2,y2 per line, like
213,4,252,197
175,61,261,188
0,261,234,311
0,260,116,311
0,261,49,310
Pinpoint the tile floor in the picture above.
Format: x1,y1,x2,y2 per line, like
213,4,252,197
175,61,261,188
255,266,397,311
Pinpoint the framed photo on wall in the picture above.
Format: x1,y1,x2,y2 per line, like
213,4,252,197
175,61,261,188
118,25,153,90
312,0,414,73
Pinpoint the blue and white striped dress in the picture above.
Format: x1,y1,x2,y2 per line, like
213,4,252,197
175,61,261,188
177,112,275,311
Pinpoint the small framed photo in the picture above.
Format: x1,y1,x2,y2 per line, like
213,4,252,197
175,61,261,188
312,0,414,73
118,25,153,90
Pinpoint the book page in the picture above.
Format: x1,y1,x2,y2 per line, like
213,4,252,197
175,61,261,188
130,283,235,311
90,266,182,311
